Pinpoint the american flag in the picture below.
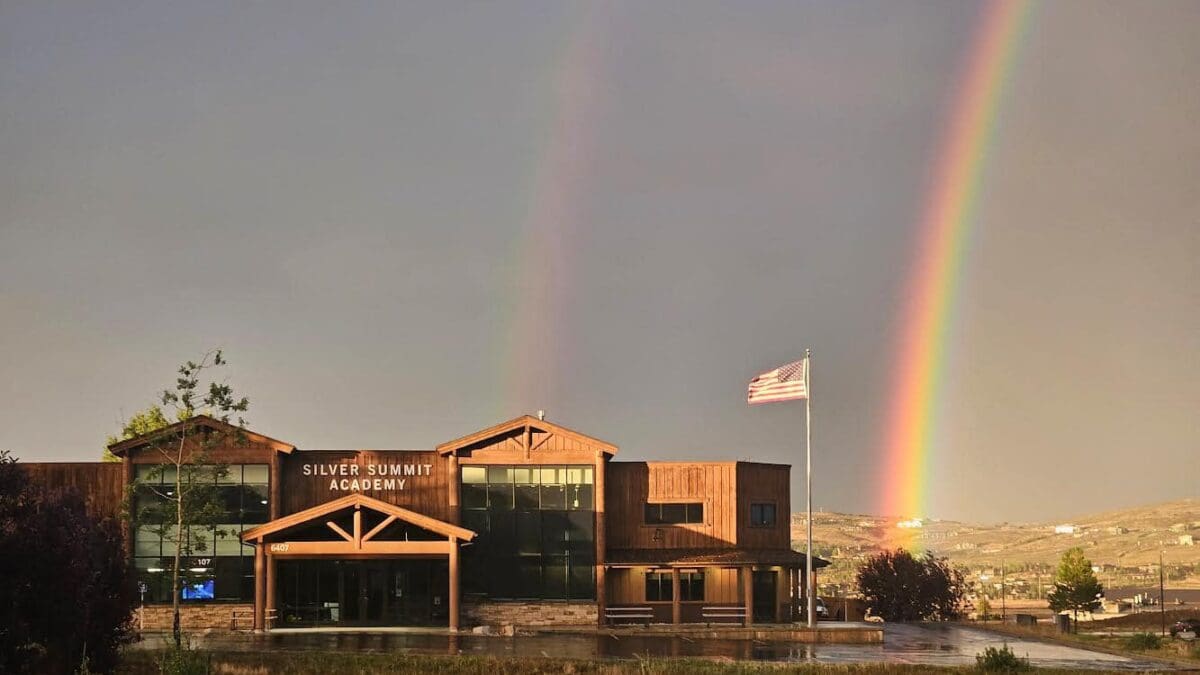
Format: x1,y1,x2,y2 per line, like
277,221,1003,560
747,358,808,404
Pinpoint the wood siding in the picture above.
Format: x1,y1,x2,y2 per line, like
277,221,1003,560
450,427,600,465
606,462,739,549
128,439,277,466
607,566,741,605
21,462,125,519
277,451,451,522
735,463,791,550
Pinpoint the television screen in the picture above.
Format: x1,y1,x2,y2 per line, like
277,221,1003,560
182,579,214,600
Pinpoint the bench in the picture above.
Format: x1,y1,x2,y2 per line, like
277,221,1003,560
604,606,654,625
230,608,277,631
701,606,748,626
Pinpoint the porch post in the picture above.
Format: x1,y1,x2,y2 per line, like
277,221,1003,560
265,552,277,630
269,452,281,520
253,540,265,631
447,454,460,525
792,567,801,622
671,568,681,624
594,450,607,626
448,536,460,632
742,565,753,626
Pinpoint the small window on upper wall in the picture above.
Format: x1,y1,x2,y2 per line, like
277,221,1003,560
644,502,704,525
750,502,776,527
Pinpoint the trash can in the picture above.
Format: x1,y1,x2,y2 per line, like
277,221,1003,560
1054,613,1071,633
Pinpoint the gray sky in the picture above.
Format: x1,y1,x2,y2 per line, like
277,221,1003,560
2,1,1196,523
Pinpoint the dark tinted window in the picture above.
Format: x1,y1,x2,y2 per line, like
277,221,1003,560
682,571,705,601
133,463,268,603
645,572,672,601
750,503,776,527
644,502,704,525
460,464,596,600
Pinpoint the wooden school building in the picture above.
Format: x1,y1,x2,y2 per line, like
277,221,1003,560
25,414,826,631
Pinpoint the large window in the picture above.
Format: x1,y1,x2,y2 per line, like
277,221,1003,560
644,502,704,525
681,570,704,601
645,571,672,601
460,464,595,600
132,464,269,603
644,570,704,602
750,502,777,527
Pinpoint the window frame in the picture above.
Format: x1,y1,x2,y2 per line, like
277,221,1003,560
680,570,705,602
131,462,270,604
645,571,673,602
749,502,777,528
643,502,705,525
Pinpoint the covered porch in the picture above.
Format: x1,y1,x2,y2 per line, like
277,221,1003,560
240,493,475,632
602,548,827,625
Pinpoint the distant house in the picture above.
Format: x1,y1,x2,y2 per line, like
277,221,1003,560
1180,535,1195,546
1054,524,1077,535
897,518,923,529
1108,526,1128,535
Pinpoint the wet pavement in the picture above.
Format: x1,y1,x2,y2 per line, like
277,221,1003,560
140,623,1179,671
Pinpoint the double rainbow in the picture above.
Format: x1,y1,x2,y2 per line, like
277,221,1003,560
879,0,1035,519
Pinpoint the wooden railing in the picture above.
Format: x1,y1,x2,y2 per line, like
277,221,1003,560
604,606,654,625
701,605,747,626
230,607,277,631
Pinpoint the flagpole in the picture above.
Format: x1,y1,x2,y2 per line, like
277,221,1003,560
805,348,814,629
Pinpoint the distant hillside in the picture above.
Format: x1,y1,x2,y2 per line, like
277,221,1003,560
794,497,1200,595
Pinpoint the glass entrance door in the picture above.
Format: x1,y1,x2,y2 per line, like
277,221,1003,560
359,562,387,624
278,559,446,627
752,570,777,623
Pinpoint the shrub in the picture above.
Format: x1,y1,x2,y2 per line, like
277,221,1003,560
856,548,966,621
0,452,135,674
976,645,1032,672
155,644,211,675
1125,632,1163,650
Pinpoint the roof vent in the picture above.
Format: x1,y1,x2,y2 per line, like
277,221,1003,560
537,409,545,421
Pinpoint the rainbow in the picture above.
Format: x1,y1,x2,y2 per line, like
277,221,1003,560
500,7,607,415
879,0,1034,519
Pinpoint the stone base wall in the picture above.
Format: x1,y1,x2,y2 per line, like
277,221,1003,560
464,599,598,627
136,604,253,632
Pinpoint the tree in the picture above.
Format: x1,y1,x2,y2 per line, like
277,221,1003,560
101,405,174,462
976,595,992,620
856,548,966,621
1047,547,1103,631
126,350,249,649
0,450,136,674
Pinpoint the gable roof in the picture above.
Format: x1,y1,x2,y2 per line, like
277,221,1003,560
106,414,296,457
240,493,475,543
435,414,617,457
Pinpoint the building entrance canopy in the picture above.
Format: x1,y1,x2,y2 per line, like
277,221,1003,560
240,493,475,630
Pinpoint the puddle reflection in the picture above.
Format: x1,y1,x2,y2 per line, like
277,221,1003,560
142,624,1174,671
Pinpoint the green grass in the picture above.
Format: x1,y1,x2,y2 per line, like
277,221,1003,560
1123,632,1163,650
114,650,1172,675
972,621,1200,665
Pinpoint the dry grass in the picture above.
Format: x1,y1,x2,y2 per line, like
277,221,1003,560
116,650,1162,675
974,621,1200,667
1086,608,1198,630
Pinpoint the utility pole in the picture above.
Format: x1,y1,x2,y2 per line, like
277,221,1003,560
1001,561,1006,623
1159,550,1166,636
